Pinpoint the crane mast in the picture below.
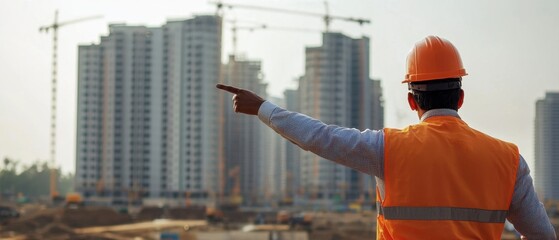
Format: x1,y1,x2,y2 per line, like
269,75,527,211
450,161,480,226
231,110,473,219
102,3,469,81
39,10,101,201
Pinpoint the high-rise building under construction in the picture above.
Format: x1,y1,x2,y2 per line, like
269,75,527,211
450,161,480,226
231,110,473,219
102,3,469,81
297,32,383,205
75,15,222,205
221,55,269,206
535,92,559,200
75,15,384,207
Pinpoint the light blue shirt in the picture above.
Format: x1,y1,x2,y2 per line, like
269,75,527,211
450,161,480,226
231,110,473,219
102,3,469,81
258,101,556,239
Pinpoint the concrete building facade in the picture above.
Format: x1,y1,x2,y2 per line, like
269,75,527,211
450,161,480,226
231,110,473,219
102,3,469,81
535,92,559,200
221,55,268,206
283,88,301,204
265,96,287,205
297,32,383,205
76,15,222,206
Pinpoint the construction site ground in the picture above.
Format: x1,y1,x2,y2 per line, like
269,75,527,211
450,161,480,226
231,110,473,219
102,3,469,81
0,204,557,239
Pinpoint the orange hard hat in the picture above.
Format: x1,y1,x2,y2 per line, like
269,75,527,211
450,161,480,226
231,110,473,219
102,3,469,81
403,36,467,83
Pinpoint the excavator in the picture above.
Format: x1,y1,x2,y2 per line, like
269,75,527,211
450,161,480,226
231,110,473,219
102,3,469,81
65,193,84,209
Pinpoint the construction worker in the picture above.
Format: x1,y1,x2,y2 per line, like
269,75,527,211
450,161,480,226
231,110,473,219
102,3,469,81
216,36,556,239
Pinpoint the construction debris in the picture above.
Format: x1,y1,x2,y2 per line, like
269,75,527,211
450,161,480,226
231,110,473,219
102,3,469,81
1,206,131,239
1,205,557,240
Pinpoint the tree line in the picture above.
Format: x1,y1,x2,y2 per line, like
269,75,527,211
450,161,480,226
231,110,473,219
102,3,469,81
0,158,74,200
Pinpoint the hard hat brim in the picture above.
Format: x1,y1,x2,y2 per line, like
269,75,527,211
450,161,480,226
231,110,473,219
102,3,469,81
403,69,467,83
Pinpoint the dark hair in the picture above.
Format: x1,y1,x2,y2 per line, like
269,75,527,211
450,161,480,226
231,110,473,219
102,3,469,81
410,78,461,111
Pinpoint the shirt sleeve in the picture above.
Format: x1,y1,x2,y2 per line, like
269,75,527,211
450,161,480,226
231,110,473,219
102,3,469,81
258,101,384,177
507,155,556,239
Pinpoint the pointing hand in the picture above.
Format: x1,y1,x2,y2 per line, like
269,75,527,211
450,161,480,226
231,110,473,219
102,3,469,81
216,84,265,115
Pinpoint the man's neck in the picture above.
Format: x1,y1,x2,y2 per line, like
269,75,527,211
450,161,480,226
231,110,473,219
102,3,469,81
420,109,461,122
417,109,426,120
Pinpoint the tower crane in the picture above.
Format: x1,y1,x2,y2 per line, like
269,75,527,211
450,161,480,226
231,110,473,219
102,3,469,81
39,10,102,201
212,1,370,32
227,19,321,57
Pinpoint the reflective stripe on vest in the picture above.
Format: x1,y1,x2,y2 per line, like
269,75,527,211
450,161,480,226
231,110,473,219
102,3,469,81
377,202,507,223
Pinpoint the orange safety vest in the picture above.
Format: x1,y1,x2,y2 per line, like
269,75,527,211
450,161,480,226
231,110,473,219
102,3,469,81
377,116,519,240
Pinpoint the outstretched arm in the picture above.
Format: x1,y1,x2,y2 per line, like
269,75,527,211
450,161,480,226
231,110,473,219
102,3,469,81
216,84,384,177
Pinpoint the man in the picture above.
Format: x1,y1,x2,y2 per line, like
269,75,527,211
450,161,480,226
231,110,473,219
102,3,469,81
216,36,556,239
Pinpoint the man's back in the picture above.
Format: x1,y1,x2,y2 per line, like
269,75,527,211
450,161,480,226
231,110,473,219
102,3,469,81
379,115,519,239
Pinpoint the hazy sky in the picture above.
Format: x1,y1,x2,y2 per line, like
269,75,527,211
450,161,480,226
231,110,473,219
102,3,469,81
1,0,558,175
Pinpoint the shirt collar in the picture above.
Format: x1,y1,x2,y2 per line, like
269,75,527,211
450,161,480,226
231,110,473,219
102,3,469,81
420,109,461,122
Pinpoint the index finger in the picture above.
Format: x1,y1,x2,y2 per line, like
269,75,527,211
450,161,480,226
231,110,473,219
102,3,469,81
216,84,242,94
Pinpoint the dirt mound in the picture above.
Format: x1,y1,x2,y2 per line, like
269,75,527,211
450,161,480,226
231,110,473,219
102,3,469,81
38,222,75,236
2,208,59,233
61,207,132,228
222,210,256,223
168,206,206,220
136,206,164,221
1,206,132,237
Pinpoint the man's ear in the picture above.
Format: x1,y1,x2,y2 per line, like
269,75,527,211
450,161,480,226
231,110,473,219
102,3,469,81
457,89,464,109
408,92,418,111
